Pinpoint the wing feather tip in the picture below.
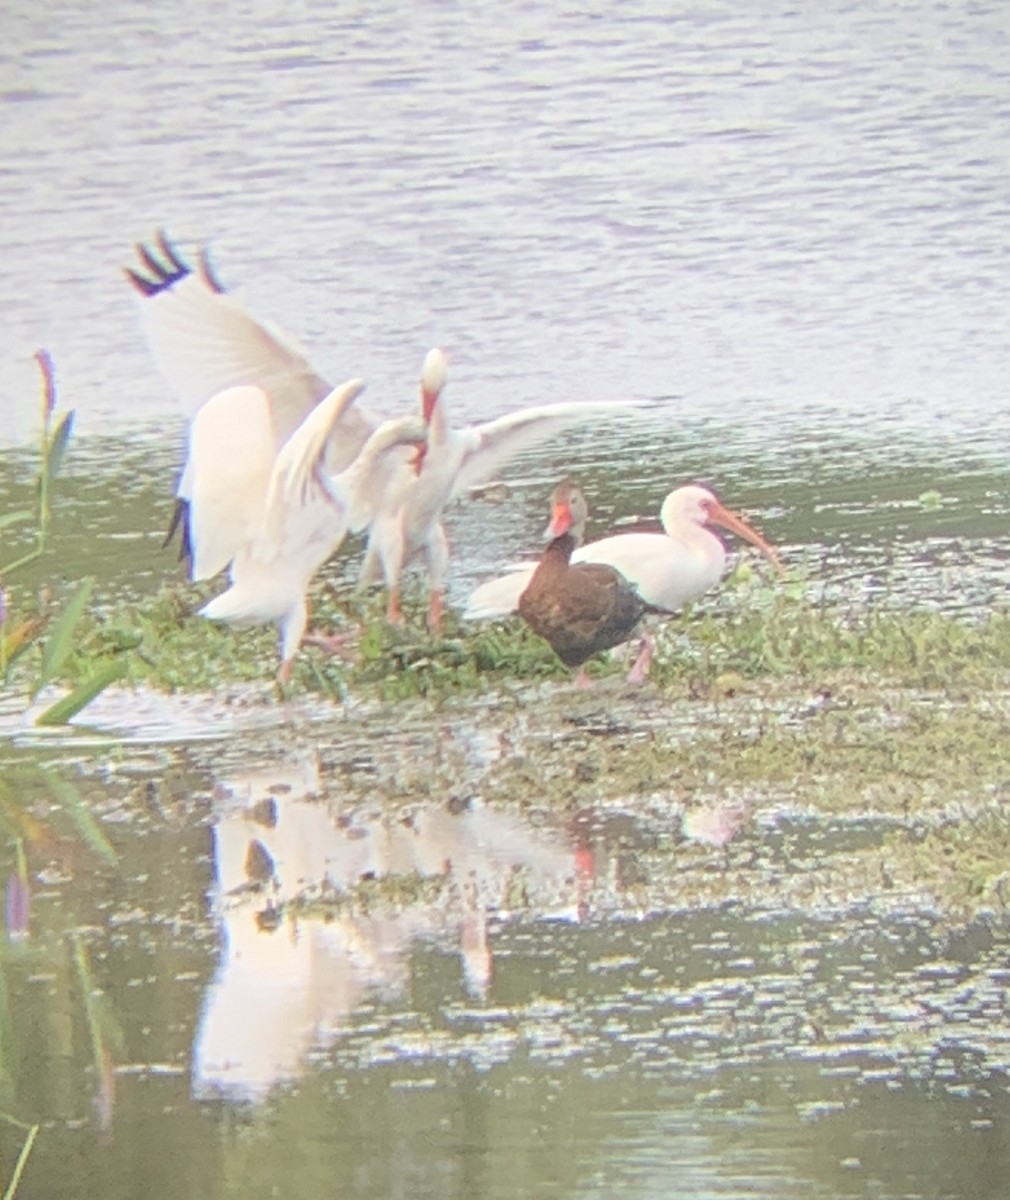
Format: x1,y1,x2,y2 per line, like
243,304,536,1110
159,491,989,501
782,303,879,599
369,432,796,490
126,232,192,297
123,266,159,296
198,246,226,293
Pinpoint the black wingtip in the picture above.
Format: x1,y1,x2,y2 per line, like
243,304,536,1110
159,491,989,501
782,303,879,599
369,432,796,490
124,266,160,296
198,246,226,294
137,241,171,280
156,228,188,274
125,233,192,297
163,497,193,568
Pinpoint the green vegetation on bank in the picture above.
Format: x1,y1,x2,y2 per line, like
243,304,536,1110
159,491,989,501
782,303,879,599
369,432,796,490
11,573,1009,705
1,353,130,726
270,642,1010,924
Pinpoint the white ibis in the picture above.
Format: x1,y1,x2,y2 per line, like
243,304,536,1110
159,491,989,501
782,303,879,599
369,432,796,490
191,378,427,681
358,347,641,629
516,480,649,686
125,233,375,564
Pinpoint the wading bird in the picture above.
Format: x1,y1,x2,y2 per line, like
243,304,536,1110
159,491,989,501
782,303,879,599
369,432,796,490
125,232,374,564
359,349,640,629
192,378,427,680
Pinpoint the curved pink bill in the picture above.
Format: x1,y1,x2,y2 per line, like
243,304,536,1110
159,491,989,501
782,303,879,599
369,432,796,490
708,501,785,575
421,386,440,424
413,386,442,474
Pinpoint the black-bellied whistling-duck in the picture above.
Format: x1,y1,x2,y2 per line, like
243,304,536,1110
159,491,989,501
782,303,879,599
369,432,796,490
518,480,648,686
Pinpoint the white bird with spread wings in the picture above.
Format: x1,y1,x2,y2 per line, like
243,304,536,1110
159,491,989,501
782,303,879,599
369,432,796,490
126,232,642,671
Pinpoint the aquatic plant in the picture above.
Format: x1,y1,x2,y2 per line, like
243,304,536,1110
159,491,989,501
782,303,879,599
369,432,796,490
71,930,124,1133
0,353,129,724
0,756,120,1188
0,1109,38,1200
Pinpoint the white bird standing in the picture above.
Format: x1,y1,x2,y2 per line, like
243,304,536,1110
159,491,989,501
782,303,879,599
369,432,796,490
464,484,784,678
358,347,642,629
193,378,427,681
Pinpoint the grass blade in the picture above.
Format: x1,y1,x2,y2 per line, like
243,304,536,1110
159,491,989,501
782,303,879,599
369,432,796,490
71,932,124,1131
0,1116,38,1200
34,658,128,733
0,512,35,533
32,577,93,699
44,411,75,481
34,770,117,866
0,950,12,1102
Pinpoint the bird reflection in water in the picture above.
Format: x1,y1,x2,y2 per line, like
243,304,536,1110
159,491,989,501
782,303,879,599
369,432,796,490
193,748,590,1102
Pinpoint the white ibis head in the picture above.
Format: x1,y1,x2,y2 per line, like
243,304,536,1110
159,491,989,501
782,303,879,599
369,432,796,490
420,348,448,423
661,486,784,573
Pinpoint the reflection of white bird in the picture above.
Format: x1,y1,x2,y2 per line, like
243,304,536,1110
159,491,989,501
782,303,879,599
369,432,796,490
465,485,783,678
196,760,585,1101
193,378,426,680
360,347,640,628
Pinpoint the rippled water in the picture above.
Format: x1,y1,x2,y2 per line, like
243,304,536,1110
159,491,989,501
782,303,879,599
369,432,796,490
2,0,1009,450
3,2,1010,1197
3,692,1010,1199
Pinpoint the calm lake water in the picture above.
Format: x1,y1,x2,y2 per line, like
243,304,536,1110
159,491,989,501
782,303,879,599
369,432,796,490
2,0,1010,1196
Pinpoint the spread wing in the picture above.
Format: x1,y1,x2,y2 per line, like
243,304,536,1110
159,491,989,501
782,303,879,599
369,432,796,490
451,401,642,499
256,378,367,562
337,415,428,533
125,232,373,452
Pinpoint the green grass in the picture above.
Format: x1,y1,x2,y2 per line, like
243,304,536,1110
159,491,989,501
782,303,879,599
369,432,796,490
24,574,1010,704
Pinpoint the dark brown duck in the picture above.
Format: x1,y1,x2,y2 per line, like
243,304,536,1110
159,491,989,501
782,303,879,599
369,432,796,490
518,480,648,684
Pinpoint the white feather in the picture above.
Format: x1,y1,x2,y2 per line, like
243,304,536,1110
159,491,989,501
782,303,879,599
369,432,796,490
463,485,780,619
199,380,427,669
363,351,643,618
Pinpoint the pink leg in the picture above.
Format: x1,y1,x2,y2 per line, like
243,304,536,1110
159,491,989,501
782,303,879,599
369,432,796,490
427,590,444,632
386,588,403,624
303,629,357,661
277,658,294,685
625,634,654,685
574,666,594,689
